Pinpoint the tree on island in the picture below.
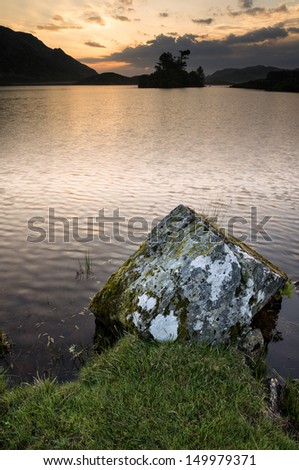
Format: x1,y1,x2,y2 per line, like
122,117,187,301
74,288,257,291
138,50,205,88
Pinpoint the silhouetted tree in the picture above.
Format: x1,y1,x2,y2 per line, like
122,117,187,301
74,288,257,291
139,50,205,88
155,52,178,72
197,66,205,82
178,50,190,70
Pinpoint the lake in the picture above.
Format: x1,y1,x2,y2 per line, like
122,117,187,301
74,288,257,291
0,85,298,383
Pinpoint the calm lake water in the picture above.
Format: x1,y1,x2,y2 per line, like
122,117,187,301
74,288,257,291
0,85,298,383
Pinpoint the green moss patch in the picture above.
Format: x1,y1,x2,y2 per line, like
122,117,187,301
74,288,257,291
0,336,298,449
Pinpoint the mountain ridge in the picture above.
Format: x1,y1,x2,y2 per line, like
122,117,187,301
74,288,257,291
76,72,139,86
206,65,282,85
231,69,299,93
0,26,97,85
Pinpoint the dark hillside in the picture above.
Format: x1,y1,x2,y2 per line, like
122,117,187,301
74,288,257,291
0,26,97,84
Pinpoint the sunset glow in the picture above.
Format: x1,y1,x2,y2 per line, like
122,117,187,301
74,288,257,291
2,1,299,75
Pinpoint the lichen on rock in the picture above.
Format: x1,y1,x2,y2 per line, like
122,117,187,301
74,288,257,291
89,205,287,346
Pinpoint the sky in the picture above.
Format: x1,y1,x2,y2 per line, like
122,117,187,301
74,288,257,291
2,0,299,75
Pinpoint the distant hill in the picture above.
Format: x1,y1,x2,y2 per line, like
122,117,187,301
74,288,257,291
76,72,139,86
206,66,281,85
231,69,299,93
0,26,97,85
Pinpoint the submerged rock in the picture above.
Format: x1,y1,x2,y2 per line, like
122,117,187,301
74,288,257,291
0,329,10,356
90,205,287,345
238,328,265,366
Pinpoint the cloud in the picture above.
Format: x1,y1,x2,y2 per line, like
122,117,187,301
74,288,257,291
91,26,299,74
192,18,213,25
288,27,299,33
78,57,106,64
112,15,131,21
85,16,106,26
238,0,254,8
37,14,83,31
118,6,135,14
85,41,106,48
37,24,82,31
274,4,288,13
226,26,288,45
53,15,64,22
159,13,169,18
37,24,62,31
228,7,265,17
229,3,289,17
95,33,206,70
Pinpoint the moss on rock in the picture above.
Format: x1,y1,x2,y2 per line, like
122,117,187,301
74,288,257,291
89,205,287,348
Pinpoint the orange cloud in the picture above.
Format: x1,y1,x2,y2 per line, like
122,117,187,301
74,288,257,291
228,3,289,18
37,14,82,32
37,24,82,31
79,59,131,72
112,15,131,22
85,16,106,26
52,15,64,22
192,18,213,25
85,41,106,48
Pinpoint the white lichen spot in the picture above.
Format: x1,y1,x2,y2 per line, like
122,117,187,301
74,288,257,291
235,245,255,261
239,282,255,320
147,297,157,310
132,312,140,324
194,319,204,331
149,310,178,342
138,294,157,311
257,290,265,303
132,311,142,328
206,247,238,302
190,255,210,270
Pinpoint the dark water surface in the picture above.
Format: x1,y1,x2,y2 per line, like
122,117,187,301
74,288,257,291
0,85,298,382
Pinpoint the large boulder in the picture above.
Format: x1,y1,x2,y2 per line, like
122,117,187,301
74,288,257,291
90,205,287,345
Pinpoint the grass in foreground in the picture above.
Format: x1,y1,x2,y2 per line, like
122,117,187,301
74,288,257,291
0,335,298,450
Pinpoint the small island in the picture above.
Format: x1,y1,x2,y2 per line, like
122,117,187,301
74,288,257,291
138,50,205,88
232,69,299,93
